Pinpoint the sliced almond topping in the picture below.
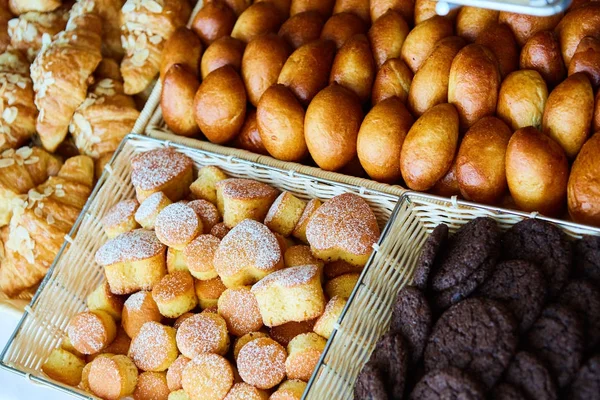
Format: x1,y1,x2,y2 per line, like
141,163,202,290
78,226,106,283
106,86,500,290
0,158,15,168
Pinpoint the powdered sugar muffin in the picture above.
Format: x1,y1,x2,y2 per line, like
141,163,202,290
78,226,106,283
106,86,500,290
168,389,190,400
86,281,124,321
210,222,231,239
135,192,172,230
167,247,187,273
233,332,270,360
217,286,264,336
67,310,117,355
264,192,307,237
152,271,198,318
237,337,287,389
270,380,307,399
181,353,234,400
41,348,86,386
313,296,347,339
102,199,140,238
187,199,221,233
216,178,279,228
189,165,228,205
88,327,132,362
133,371,170,400
284,245,324,269
166,355,190,391
292,198,322,243
128,322,178,372
87,354,138,400
184,234,220,280
285,332,327,381
324,273,360,299
176,313,230,358
155,203,203,250
195,277,228,309
174,313,195,329
224,382,269,399
122,291,163,339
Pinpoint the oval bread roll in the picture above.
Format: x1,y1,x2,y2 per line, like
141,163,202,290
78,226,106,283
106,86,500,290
256,0,291,18
556,3,600,67
200,36,245,80
321,12,367,49
357,97,414,183
368,9,410,68
568,133,600,226
333,0,370,24
194,65,247,144
431,158,460,197
290,0,335,17
594,91,600,133
231,2,283,43
372,58,412,105
448,44,501,131
278,10,326,49
519,31,566,88
408,36,465,117
568,36,600,89
370,0,414,27
161,65,201,137
456,7,499,42
233,109,269,155
400,15,453,73
224,0,252,16
414,0,458,25
305,83,363,171
257,84,307,162
542,72,594,159
400,103,459,191
496,69,548,130
475,23,518,78
456,116,512,204
160,27,202,80
499,12,563,47
330,34,375,104
191,0,237,47
505,126,569,216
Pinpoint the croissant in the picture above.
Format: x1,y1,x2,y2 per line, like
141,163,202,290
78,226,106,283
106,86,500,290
30,3,102,152
70,78,139,158
120,0,190,95
8,0,60,15
74,0,125,60
0,2,11,53
0,155,93,297
0,50,37,152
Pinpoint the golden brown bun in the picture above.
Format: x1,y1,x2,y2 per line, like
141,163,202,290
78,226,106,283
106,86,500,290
505,126,569,216
270,380,307,400
218,286,264,336
499,12,563,47
292,198,322,243
200,36,246,80
88,355,138,400
400,103,459,191
152,271,198,318
278,10,326,49
408,36,465,117
519,31,566,88
414,0,458,24
368,9,409,68
290,0,335,17
497,69,548,130
87,327,131,362
181,353,234,400
122,291,162,339
401,16,453,73
176,312,230,358
67,310,117,355
320,12,367,49
357,97,413,183
568,133,600,226
370,0,414,26
330,34,375,104
556,3,600,67
102,199,139,239
448,44,500,131
277,39,336,106
456,7,498,42
135,192,173,230
237,337,287,389
285,332,326,381
257,84,307,162
224,0,252,15
160,27,203,80
233,109,269,155
595,90,600,132
215,179,279,228
162,65,201,137
304,83,363,171
174,313,195,330
232,2,283,44
475,23,518,78
42,348,86,386
333,0,370,23
134,371,170,400
195,276,227,309
255,0,292,18
264,192,308,237
192,0,237,47
430,158,461,197
542,72,594,159
372,58,412,105
568,36,600,89
166,355,190,391
242,34,291,107
194,65,247,144
456,117,511,204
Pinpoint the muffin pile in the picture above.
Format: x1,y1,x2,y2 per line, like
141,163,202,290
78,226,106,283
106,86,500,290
356,217,600,399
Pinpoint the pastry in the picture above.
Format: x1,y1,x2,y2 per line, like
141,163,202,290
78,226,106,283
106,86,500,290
370,331,408,399
181,353,234,400
189,165,228,205
135,191,172,230
232,331,269,360
368,10,409,69
194,276,227,309
122,290,162,338
186,200,220,234
41,348,86,386
128,321,178,371
231,2,282,44
284,245,324,269
232,109,269,155
133,371,170,400
155,203,202,250
354,360,387,400
323,260,362,279
152,271,198,318
168,390,190,400
285,332,326,381
191,0,236,47
102,199,140,238
87,354,138,400
409,367,485,400
270,380,307,400
199,35,245,80
67,310,118,355
175,312,230,358
558,280,600,351
574,235,600,286
236,337,287,389
504,351,559,400
491,383,527,400
264,192,307,237
278,10,324,49
371,57,413,105
159,26,202,79
270,319,316,347
224,382,269,400
217,286,263,336
324,273,359,298
569,133,600,226
8,0,60,15
313,296,345,339
411,223,448,290
86,281,124,321
184,234,220,280
166,355,189,391
173,312,194,329
210,222,230,240
291,198,321,243
95,229,167,295
216,179,279,228
88,327,131,361
321,12,366,49
161,64,200,137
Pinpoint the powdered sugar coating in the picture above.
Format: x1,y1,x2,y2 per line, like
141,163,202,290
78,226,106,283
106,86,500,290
182,353,233,399
217,179,279,200
224,382,267,399
102,199,139,228
166,355,190,391
176,313,229,359
252,265,319,291
186,199,220,232
128,321,177,371
155,203,201,246
125,291,151,311
131,149,193,191
306,193,380,255
237,337,287,389
67,312,109,354
184,234,220,274
135,192,169,222
218,287,263,336
152,271,194,302
264,192,286,223
95,229,165,266
134,371,170,400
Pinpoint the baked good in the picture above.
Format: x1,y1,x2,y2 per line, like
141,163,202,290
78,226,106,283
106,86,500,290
370,0,413,24
411,223,448,290
558,279,600,351
183,234,219,280
519,31,566,88
251,265,325,326
218,286,263,336
186,200,221,235
67,310,117,355
555,3,600,66
102,199,140,239
285,332,326,381
128,321,178,371
232,331,269,360
568,134,600,226
409,367,485,400
499,12,562,47
270,319,316,346
313,296,345,339
354,360,387,400
160,64,201,138
131,148,194,203
194,276,227,309
291,198,321,243
232,109,269,155
87,354,138,400
568,37,600,89
491,383,527,400
173,313,194,329
191,0,236,47
504,351,558,400
122,290,163,339
455,7,498,41
324,273,359,298
95,229,167,295
86,281,124,321
168,389,190,400
155,202,202,250
390,286,431,365
175,312,230,358
333,0,369,23
264,192,306,237
166,355,189,391
231,2,282,43
424,298,518,389
306,193,380,266
278,10,325,49
200,35,245,79
237,337,287,389
61,335,84,359
133,371,170,400
270,379,307,400
181,353,234,400
329,34,375,105
88,327,131,361
120,0,190,95
214,219,283,287
401,16,453,73
224,383,269,400
152,271,197,318
569,355,600,400
575,235,600,285
189,165,228,205
41,348,86,386
284,245,324,269
320,12,366,49
160,26,202,80
371,57,413,105
135,191,172,230
497,70,548,131
415,0,459,23
475,23,519,79
369,331,408,399
290,0,334,17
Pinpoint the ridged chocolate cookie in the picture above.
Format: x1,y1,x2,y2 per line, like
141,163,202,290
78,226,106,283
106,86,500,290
574,235,600,286
491,383,527,400
354,360,388,400
558,280,600,351
371,331,408,399
569,355,600,400
409,367,484,400
505,352,558,400
412,224,448,290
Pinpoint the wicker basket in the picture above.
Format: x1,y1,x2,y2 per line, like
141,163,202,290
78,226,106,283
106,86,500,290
0,134,403,399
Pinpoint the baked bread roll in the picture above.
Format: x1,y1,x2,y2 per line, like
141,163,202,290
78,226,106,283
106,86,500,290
325,272,359,298
102,199,140,239
231,2,283,43
333,0,369,22
252,265,325,326
519,31,566,88
475,23,518,79
568,133,600,226
320,12,366,49
215,178,279,228
41,348,86,386
176,312,230,358
86,281,124,321
290,0,334,17
122,290,162,338
401,16,453,73
155,202,202,250
160,27,202,80
415,0,458,24
67,310,117,355
152,271,198,318
556,3,600,67
87,354,138,400
372,58,413,105
184,234,220,280
190,165,228,205
233,331,270,360
225,382,270,400
131,148,194,203
191,0,236,47
499,11,562,47
313,295,346,339
497,70,548,130
232,109,269,155
181,353,234,400
133,371,170,400
264,192,307,237
166,355,190,391
270,379,307,400
285,332,326,381
329,34,375,104
292,198,322,243
218,286,263,336
214,219,283,287
161,64,201,138
95,229,167,295
237,337,287,389
455,6,498,42
200,35,245,79
195,276,227,309
568,36,600,89
278,10,325,49
129,321,178,371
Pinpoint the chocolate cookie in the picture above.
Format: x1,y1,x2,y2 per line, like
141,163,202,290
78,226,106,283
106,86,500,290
354,360,388,400
526,304,584,388
558,279,600,351
409,367,484,400
491,383,527,400
476,260,547,333
424,298,518,389
412,224,448,290
569,355,600,400
505,351,558,400
501,219,572,298
371,331,408,399
390,286,432,364
431,217,500,291
574,235,600,286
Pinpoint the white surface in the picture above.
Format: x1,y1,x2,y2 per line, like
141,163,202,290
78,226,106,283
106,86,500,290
0,311,70,400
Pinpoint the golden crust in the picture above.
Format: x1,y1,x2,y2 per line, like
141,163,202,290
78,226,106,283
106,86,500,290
237,337,287,389
128,321,178,372
122,291,163,339
181,353,234,400
67,310,117,355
